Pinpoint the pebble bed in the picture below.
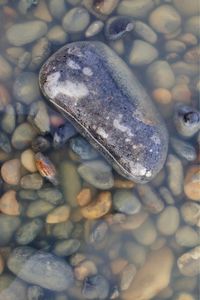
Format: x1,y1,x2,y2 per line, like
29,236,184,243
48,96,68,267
0,0,199,300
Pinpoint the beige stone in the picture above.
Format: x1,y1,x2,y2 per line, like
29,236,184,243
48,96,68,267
21,149,37,173
0,254,4,274
33,0,52,22
184,165,200,201
46,205,70,224
76,188,92,207
1,158,21,185
122,247,174,300
0,190,20,216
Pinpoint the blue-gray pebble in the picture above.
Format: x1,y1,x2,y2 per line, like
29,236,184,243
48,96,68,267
39,41,168,183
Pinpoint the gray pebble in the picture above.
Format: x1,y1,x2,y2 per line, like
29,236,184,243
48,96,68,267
47,26,68,45
171,137,197,161
0,215,21,246
20,173,44,190
89,221,108,244
124,241,146,268
52,221,74,239
129,40,158,66
0,55,12,81
31,136,51,153
70,136,98,160
146,60,175,89
26,200,54,218
85,20,104,38
113,190,141,215
134,21,157,44
28,101,50,134
117,0,154,18
132,219,157,246
18,51,31,70
184,16,200,38
62,7,90,33
18,190,37,201
6,21,48,46
7,247,74,291
120,264,136,291
53,239,80,256
13,72,40,104
49,0,66,19
78,160,114,189
37,188,63,205
5,47,25,65
149,5,181,34
27,285,44,300
165,40,186,53
166,154,184,196
15,218,43,245
157,206,180,236
159,187,175,205
0,274,27,300
137,184,164,214
175,225,199,247
172,61,199,77
0,131,12,153
82,274,109,300
29,37,51,70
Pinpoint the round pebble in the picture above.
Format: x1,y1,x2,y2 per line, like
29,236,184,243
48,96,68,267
132,219,157,246
15,218,44,245
125,242,146,268
20,173,43,190
85,20,104,38
76,188,92,207
175,226,199,247
52,221,74,240
157,206,180,236
149,5,181,34
117,0,154,18
6,21,48,46
12,123,37,150
184,166,200,201
47,26,68,45
171,138,197,161
129,40,158,66
173,0,200,17
37,188,63,205
1,159,21,185
181,202,200,227
171,84,191,103
53,239,80,257
49,0,66,19
62,7,90,33
152,88,172,104
21,149,37,173
134,21,157,44
0,215,21,246
177,246,200,276
1,104,16,134
146,60,175,89
113,190,141,215
46,205,71,224
0,190,20,216
0,55,12,81
26,200,54,218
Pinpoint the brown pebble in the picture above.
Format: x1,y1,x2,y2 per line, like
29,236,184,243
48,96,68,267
71,208,83,222
119,211,148,231
46,205,70,224
177,246,200,276
81,191,112,219
178,33,198,46
110,258,128,275
0,254,4,274
171,84,191,103
184,46,200,64
74,260,97,281
76,188,92,207
152,88,172,105
0,190,20,216
33,0,52,22
114,178,135,189
184,165,200,201
0,84,10,111
1,158,21,185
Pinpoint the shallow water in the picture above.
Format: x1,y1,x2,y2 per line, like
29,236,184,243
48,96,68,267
0,1,199,300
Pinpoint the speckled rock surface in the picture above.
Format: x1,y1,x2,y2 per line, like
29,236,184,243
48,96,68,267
39,41,168,183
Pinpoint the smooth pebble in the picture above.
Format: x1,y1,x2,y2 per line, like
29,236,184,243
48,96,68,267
129,40,158,66
157,206,180,236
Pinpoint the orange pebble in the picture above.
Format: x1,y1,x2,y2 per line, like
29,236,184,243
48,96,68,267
152,88,172,105
110,258,128,275
50,115,65,127
76,188,92,207
0,190,20,216
3,6,17,18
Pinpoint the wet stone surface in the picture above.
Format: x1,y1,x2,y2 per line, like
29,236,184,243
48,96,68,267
39,41,169,183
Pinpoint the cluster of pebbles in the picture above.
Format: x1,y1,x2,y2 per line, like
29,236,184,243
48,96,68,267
0,0,199,300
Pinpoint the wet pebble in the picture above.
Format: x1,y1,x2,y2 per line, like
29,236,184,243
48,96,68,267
0,131,12,153
33,0,52,23
172,61,199,77
53,122,77,149
20,173,44,190
170,137,197,161
175,225,199,247
129,40,158,66
149,5,181,34
32,135,51,153
113,190,141,215
29,101,50,133
0,84,10,111
18,190,37,201
173,0,200,17
27,285,44,300
125,242,146,268
53,239,80,256
105,16,134,41
184,16,200,38
81,192,112,219
70,136,98,160
184,45,200,64
76,188,92,207
89,220,108,244
171,84,191,103
0,215,21,246
178,33,198,46
159,187,175,205
177,246,200,276
152,88,172,105
117,0,154,18
132,219,157,246
62,7,90,33
52,221,74,239
157,206,180,236
78,160,114,190
181,202,200,227
0,274,27,300
18,0,38,14
120,264,137,291
0,190,20,216
0,254,4,274
0,55,12,81
134,21,157,44
167,154,183,196
164,40,186,53
49,0,66,19
47,26,68,45
7,247,74,291
1,104,16,134
35,152,58,185
75,260,97,281
184,165,200,201
85,20,104,38
46,205,70,224
37,188,63,205
6,21,48,46
26,200,54,218
146,60,175,89
29,37,50,70
13,72,39,105
1,159,21,185
15,218,43,245
82,274,109,300
21,149,37,173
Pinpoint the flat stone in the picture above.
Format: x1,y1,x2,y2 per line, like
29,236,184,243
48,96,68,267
15,219,44,245
113,190,141,215
184,165,200,201
0,215,21,246
157,206,180,236
62,7,90,33
122,247,174,300
1,159,21,185
117,0,154,18
12,123,37,150
39,41,168,183
129,40,158,66
0,56,12,81
7,247,74,291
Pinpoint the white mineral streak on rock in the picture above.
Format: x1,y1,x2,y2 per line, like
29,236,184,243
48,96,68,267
96,127,108,139
113,114,134,137
67,59,81,70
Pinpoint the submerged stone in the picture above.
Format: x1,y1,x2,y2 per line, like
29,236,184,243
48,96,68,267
39,41,168,183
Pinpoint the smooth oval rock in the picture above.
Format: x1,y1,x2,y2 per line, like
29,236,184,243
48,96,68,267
39,41,168,183
7,247,74,291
